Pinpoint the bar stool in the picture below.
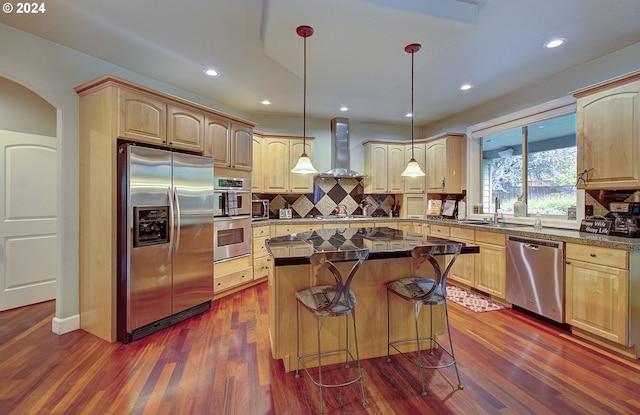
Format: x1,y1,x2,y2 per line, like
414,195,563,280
386,244,463,396
295,248,369,415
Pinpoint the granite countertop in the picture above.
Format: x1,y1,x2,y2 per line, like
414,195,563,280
266,226,479,266
254,216,640,251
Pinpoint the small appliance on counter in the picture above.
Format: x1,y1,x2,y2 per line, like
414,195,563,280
252,199,269,220
279,203,292,219
609,202,640,237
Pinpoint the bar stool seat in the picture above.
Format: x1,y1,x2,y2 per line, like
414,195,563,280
295,248,369,415
386,244,463,396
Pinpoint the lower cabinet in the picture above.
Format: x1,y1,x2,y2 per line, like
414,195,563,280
448,227,476,287
475,230,506,299
253,225,270,280
214,255,253,296
565,243,629,345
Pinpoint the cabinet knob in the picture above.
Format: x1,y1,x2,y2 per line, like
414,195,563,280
590,253,596,257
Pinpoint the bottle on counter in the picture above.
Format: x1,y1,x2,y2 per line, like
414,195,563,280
513,195,526,217
534,213,542,230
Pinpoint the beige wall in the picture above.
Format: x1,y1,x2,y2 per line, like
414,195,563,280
0,77,56,135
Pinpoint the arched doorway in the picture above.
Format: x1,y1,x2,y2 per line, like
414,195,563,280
0,76,58,311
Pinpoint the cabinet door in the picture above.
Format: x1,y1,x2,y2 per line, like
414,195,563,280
476,243,505,298
448,240,475,286
289,139,314,193
205,115,231,167
251,135,264,191
366,144,388,193
230,124,253,171
167,104,205,152
426,136,463,193
426,139,446,192
576,80,640,189
565,259,628,344
118,88,166,144
387,144,405,192
263,138,290,193
404,143,426,193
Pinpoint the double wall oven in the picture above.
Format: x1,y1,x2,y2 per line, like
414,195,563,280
214,177,252,262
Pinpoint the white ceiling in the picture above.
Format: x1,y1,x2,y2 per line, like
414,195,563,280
2,0,640,126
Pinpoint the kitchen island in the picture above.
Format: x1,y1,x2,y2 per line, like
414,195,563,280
265,226,479,372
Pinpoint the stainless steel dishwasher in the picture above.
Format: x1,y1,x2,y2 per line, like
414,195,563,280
506,235,565,323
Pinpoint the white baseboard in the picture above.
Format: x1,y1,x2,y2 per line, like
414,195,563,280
51,314,80,335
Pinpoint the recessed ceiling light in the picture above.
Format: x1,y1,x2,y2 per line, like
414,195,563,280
544,38,566,48
261,100,271,105
405,112,413,118
460,83,473,91
340,106,349,112
204,68,219,76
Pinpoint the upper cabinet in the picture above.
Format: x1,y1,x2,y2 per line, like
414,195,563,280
574,71,640,190
404,143,426,193
118,88,167,145
426,133,464,194
363,132,465,195
204,114,252,172
251,134,264,192
363,142,405,193
256,134,315,193
167,103,205,152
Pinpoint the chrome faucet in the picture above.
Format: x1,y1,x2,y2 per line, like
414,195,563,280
493,196,503,224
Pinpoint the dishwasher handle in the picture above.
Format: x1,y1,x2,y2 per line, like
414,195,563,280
507,235,563,249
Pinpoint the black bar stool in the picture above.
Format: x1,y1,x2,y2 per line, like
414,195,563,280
295,248,369,415
386,244,463,396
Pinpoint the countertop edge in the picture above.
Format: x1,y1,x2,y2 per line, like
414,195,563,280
252,217,640,251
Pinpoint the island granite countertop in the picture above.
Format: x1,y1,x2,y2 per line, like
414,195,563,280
266,226,479,266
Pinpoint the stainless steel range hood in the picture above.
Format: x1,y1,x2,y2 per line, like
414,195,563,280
315,117,366,178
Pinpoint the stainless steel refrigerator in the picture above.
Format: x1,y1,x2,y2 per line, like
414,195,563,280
117,144,214,343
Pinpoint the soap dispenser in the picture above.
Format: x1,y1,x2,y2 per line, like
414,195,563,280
513,195,526,217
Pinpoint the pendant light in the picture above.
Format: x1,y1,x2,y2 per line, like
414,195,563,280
291,25,318,174
401,43,426,177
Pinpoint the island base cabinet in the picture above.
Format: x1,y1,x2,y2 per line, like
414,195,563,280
268,257,444,372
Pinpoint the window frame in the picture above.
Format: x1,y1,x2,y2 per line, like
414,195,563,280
466,96,584,229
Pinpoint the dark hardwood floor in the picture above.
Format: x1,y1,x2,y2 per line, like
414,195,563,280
1,281,639,415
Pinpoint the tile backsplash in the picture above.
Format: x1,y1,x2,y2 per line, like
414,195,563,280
253,177,399,219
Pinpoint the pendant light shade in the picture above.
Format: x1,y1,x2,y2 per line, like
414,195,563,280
401,43,425,177
292,25,317,174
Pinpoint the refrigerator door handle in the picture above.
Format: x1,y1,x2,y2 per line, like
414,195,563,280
173,187,181,253
167,186,175,252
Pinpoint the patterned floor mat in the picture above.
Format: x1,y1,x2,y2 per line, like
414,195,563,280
446,285,508,312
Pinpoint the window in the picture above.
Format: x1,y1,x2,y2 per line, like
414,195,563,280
468,97,580,224
481,113,576,217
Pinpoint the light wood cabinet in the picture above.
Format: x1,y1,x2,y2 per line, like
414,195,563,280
251,134,264,191
475,230,506,298
74,75,255,342
118,88,166,145
426,133,464,193
118,88,207,152
206,116,252,172
574,71,640,190
214,255,253,294
363,142,405,193
167,104,205,152
565,243,629,344
272,223,318,237
261,135,314,193
448,227,476,287
404,143,426,193
252,225,271,281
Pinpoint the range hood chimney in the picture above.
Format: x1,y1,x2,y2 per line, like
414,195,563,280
316,117,366,178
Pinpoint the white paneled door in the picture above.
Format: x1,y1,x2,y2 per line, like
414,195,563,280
0,130,57,311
